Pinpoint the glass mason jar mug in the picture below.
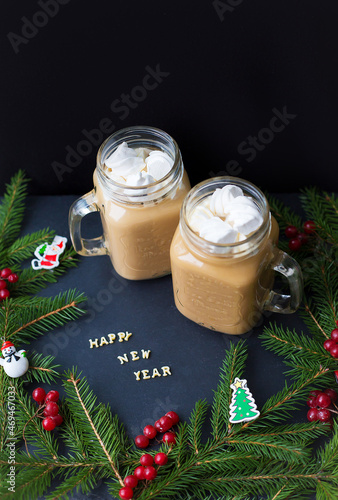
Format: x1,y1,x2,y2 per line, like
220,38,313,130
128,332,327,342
69,126,191,280
170,177,303,335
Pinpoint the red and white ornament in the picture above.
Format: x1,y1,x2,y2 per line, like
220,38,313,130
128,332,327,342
31,236,67,270
0,340,29,378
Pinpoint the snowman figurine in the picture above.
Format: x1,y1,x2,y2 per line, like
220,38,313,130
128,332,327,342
0,341,29,378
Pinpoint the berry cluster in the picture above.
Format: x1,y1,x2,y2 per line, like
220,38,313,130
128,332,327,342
119,451,169,499
32,387,63,431
134,410,179,449
306,388,337,425
285,220,315,251
323,327,338,359
0,268,19,301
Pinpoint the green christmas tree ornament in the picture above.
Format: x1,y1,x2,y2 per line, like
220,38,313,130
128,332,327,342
229,377,260,423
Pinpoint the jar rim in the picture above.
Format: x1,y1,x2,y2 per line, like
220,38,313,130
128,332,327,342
95,126,181,201
180,176,271,257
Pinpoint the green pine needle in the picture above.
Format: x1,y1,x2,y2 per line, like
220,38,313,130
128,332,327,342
0,170,29,251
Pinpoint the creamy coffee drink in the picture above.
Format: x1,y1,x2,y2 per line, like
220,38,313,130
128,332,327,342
170,178,302,335
94,157,190,280
69,126,191,280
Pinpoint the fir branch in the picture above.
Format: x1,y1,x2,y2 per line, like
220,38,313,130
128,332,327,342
266,193,303,231
10,248,80,296
187,399,209,454
23,352,60,384
64,371,126,486
224,433,310,464
44,465,97,500
300,187,338,246
303,301,329,339
0,228,55,265
259,323,333,374
12,384,59,459
0,463,54,500
4,289,86,344
0,170,28,250
251,368,328,427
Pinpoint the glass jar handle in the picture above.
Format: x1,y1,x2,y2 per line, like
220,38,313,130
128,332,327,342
68,190,107,257
264,249,303,313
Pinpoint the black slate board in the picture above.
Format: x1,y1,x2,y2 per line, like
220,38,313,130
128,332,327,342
20,194,313,499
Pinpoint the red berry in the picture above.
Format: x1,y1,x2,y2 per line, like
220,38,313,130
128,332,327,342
42,417,56,431
317,409,332,423
32,387,46,404
45,390,59,402
154,420,164,432
330,329,338,342
7,273,19,284
307,408,319,422
0,268,12,279
162,432,176,445
329,344,338,359
303,220,316,234
144,465,157,481
296,232,309,245
324,339,336,352
165,411,179,425
134,435,149,449
307,397,318,408
143,425,157,439
309,390,321,398
288,238,302,251
316,393,332,409
0,280,7,290
119,486,134,500
285,225,298,239
140,453,153,466
50,414,63,426
324,388,338,402
154,452,168,466
43,401,59,417
159,416,173,432
124,475,138,488
134,466,145,480
0,289,10,300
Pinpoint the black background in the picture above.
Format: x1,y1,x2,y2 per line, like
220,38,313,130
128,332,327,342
1,0,338,196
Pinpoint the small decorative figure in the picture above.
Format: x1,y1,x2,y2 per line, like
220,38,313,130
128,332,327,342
0,340,29,378
31,235,67,270
229,377,260,424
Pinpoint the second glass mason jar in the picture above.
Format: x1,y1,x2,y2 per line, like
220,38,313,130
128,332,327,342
69,126,191,280
170,177,303,335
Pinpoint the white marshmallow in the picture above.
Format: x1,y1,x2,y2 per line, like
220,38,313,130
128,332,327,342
210,185,244,216
199,217,238,244
105,142,145,177
210,188,225,216
125,171,156,187
227,211,263,235
188,184,264,244
145,150,173,180
189,204,214,233
134,147,152,161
